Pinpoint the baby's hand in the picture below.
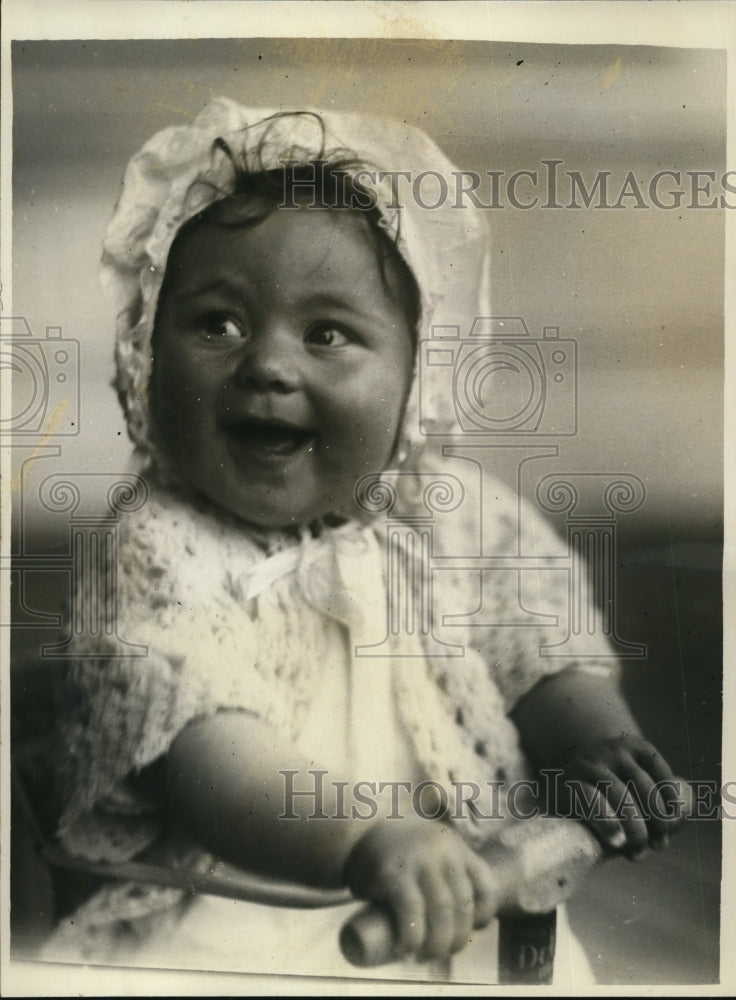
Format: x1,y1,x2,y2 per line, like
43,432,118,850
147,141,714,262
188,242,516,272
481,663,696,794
344,819,498,961
557,735,686,858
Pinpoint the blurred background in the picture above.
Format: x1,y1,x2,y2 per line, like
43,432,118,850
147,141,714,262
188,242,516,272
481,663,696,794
9,38,723,984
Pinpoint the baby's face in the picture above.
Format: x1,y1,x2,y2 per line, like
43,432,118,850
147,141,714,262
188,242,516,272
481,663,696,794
151,206,415,529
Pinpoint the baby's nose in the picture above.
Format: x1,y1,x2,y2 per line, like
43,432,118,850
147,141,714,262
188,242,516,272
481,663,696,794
234,329,299,393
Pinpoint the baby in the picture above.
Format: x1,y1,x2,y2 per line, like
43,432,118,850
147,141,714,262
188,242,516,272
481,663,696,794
44,102,683,981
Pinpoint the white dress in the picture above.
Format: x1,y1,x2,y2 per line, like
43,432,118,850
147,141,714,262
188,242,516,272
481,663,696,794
41,482,602,985
72,583,594,987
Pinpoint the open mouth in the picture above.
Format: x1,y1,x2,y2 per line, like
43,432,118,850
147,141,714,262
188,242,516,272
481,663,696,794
224,418,315,459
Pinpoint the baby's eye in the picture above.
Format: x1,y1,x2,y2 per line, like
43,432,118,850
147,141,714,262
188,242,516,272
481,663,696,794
199,314,245,342
305,324,351,348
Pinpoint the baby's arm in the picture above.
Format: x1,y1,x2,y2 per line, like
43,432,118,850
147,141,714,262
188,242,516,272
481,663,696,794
167,711,359,887
512,670,685,856
167,711,498,960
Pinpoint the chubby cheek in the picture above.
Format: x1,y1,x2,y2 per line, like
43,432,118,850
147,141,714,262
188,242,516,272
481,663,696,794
150,374,211,471
319,393,405,483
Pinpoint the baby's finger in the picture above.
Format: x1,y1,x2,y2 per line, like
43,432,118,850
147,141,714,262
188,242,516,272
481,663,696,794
470,861,501,930
632,739,675,786
631,741,683,831
448,871,476,955
385,883,425,956
574,780,628,852
419,874,457,960
649,777,690,832
604,775,651,855
616,760,675,845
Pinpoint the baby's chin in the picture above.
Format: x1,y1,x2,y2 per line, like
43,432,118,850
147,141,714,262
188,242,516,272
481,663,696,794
149,450,382,534
239,508,352,533
208,491,360,535
231,499,385,539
